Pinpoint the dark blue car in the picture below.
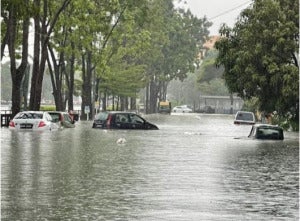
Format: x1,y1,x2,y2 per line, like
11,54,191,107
92,112,158,130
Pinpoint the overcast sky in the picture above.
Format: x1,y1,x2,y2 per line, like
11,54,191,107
183,0,252,35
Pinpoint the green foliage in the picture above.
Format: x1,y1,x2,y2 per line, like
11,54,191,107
3,0,211,115
40,105,56,111
215,0,299,130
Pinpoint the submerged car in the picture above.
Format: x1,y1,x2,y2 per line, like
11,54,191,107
92,112,158,130
172,105,193,113
248,124,284,140
47,111,75,128
9,111,57,131
234,111,255,125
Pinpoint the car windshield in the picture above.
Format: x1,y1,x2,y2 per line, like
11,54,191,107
95,112,109,120
236,112,254,121
63,114,72,122
15,112,43,119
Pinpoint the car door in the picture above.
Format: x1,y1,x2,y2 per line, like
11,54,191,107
115,113,131,129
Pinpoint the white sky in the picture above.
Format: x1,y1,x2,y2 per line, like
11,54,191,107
183,0,252,35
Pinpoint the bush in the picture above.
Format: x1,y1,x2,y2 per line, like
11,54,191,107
40,105,56,111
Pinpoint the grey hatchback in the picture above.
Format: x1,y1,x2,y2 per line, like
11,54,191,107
47,111,75,128
92,112,158,130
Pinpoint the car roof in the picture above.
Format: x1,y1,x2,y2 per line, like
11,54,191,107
18,111,45,114
236,111,254,114
100,111,137,114
252,124,283,129
47,111,69,114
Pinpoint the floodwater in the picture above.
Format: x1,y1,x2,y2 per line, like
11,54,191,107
1,114,299,220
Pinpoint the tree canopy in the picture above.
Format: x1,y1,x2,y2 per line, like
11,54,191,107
1,0,211,116
215,0,299,128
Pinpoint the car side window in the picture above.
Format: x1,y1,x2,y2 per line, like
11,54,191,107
130,114,144,124
116,114,128,123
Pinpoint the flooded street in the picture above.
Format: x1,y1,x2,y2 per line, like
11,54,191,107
1,114,299,220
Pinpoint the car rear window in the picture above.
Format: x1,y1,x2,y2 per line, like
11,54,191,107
236,112,254,121
257,127,283,139
15,112,43,119
49,113,60,121
95,112,109,120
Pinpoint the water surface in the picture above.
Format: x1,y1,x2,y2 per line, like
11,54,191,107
1,114,298,220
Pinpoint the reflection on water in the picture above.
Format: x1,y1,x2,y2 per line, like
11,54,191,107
1,114,299,220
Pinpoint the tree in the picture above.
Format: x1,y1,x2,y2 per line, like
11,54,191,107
215,0,299,128
97,4,150,111
142,0,211,113
29,0,71,111
1,0,30,117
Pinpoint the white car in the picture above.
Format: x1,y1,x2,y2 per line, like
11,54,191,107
9,111,57,131
172,105,193,113
234,111,255,125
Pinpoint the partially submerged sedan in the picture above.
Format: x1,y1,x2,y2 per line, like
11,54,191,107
92,112,158,130
248,124,284,140
9,111,57,131
47,111,75,128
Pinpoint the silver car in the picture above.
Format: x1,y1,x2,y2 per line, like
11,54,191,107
172,105,193,113
234,111,255,125
9,111,58,131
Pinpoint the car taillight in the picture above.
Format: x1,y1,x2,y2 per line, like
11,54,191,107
107,115,112,128
38,121,46,127
9,121,15,127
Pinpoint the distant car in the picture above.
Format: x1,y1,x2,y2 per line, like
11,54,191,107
92,112,159,130
172,105,193,113
234,111,255,125
9,111,57,131
248,124,284,140
47,111,75,128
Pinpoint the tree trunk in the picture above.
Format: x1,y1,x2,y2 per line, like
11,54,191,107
47,44,65,111
102,91,107,111
130,96,136,111
81,51,93,120
149,79,159,113
7,1,29,117
67,50,75,112
230,93,233,114
29,0,71,111
29,0,41,110
145,83,149,114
